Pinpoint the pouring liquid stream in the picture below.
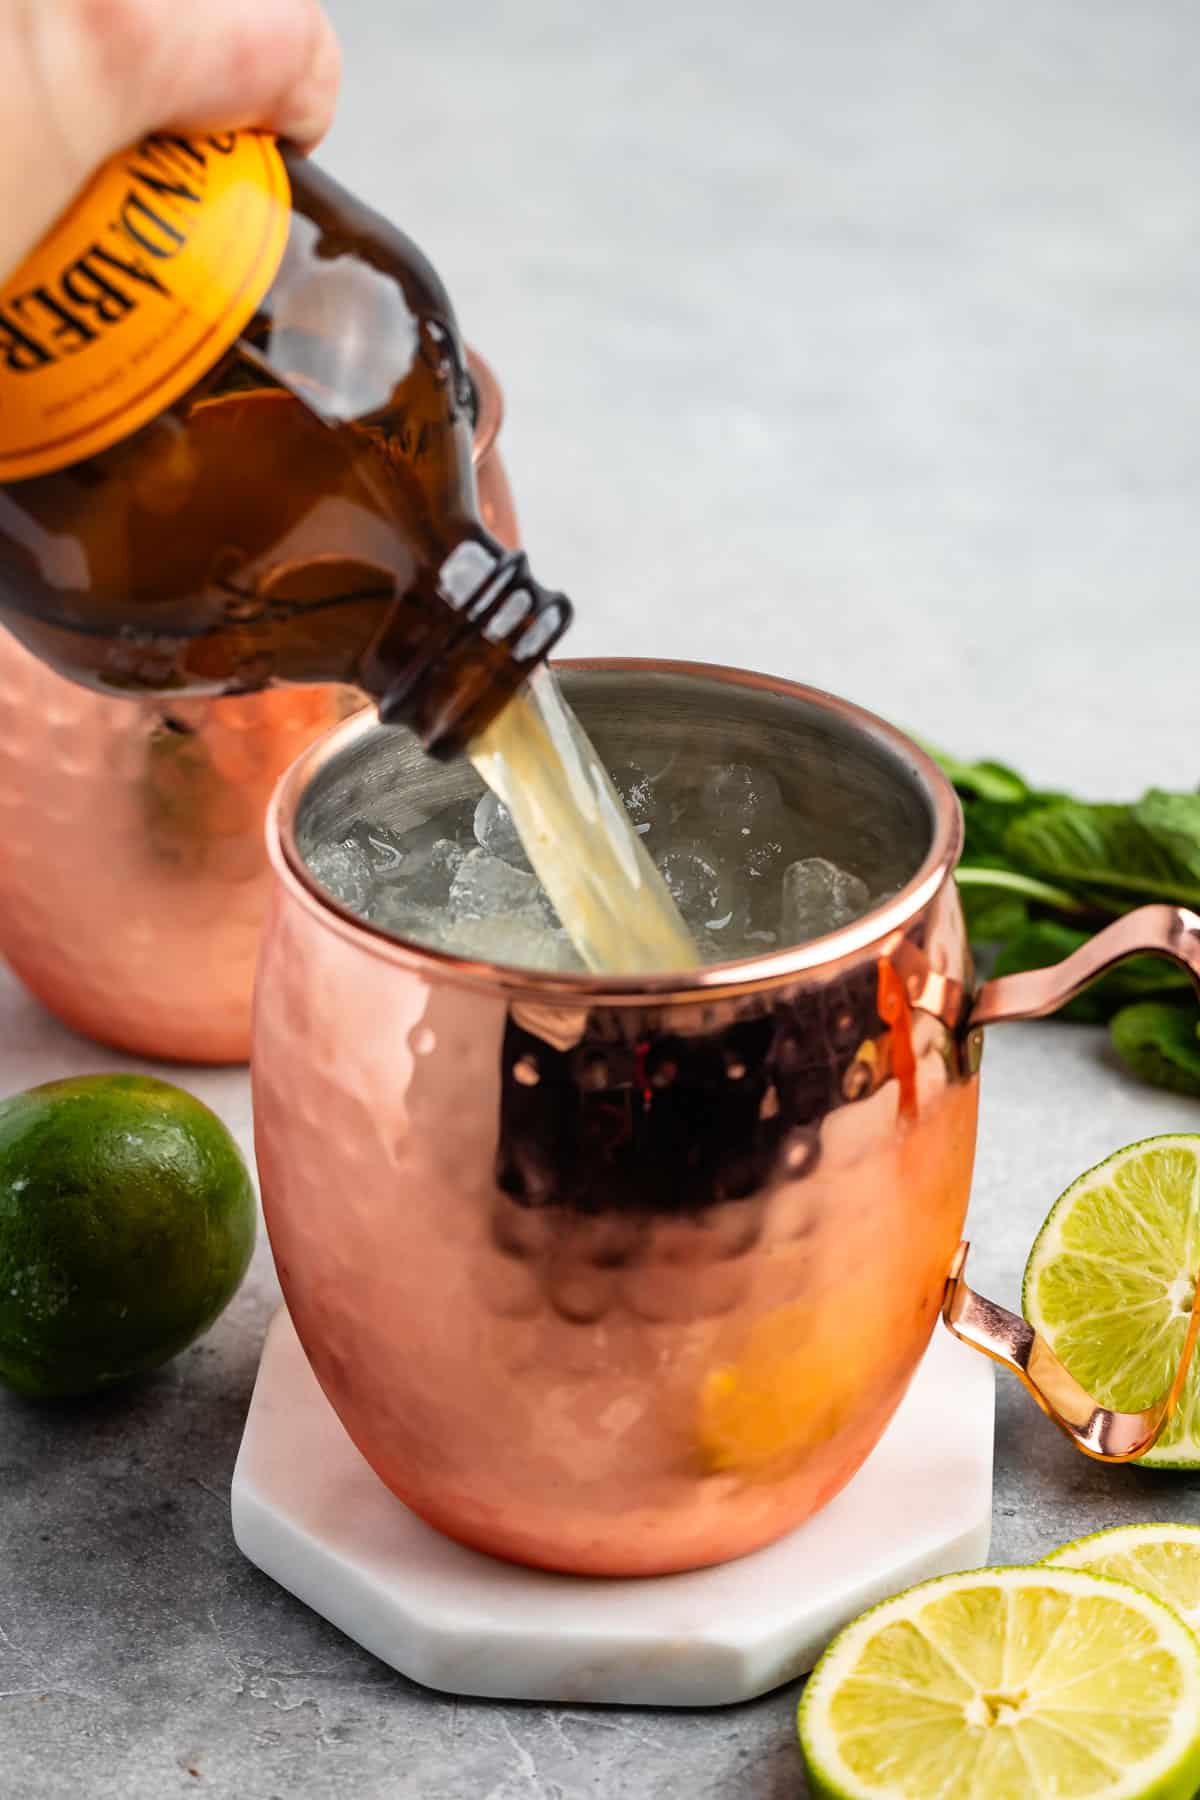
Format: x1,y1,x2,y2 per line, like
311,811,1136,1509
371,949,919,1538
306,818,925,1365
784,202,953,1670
468,666,701,974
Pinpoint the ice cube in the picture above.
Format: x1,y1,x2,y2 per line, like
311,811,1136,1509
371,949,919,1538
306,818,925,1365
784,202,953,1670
780,857,871,944
306,839,373,914
446,913,584,971
472,791,532,871
654,839,735,932
367,894,454,949
355,822,409,878
390,799,476,870
742,835,786,884
450,848,546,921
399,837,467,908
699,763,785,837
309,809,475,924
608,761,681,838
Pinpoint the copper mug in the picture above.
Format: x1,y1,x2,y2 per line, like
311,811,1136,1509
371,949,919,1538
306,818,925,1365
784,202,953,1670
0,350,519,1066
253,662,1200,1577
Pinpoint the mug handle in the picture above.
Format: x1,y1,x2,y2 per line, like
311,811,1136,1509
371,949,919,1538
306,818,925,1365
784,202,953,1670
942,903,1200,1461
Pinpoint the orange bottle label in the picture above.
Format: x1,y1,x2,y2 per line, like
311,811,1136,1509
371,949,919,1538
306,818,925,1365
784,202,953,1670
0,132,290,481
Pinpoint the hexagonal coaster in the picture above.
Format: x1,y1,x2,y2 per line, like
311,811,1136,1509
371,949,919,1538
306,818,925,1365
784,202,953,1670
231,1310,993,1708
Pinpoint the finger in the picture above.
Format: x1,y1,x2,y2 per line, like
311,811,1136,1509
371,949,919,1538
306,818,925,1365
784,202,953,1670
36,0,342,165
146,0,344,152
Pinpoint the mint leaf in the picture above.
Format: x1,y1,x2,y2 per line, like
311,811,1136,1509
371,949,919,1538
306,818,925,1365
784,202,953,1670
1110,1002,1200,1097
960,797,1033,868
918,742,1030,804
959,884,1029,943
957,783,1073,869
1133,790,1200,884
1006,802,1200,909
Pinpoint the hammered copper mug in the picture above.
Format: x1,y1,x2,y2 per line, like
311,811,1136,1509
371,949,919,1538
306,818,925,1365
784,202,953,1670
0,350,519,1065
253,662,1200,1577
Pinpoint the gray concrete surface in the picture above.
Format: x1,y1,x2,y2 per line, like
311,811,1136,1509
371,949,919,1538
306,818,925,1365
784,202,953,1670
3,0,1200,1792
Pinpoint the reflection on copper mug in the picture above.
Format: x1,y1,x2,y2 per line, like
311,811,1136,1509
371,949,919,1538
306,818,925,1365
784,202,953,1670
253,663,1200,1577
0,350,519,1065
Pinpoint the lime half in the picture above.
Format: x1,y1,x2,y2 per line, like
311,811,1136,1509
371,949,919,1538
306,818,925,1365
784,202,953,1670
1046,1524,1200,1633
1022,1135,1200,1468
798,1565,1200,1800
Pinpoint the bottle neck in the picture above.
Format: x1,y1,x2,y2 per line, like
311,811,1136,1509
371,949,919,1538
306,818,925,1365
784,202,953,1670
358,528,572,758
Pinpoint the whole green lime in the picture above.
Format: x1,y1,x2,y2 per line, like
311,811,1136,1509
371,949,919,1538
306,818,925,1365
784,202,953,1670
0,1074,256,1399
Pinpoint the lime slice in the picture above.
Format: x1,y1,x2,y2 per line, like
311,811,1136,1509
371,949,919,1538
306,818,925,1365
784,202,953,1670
1022,1134,1200,1468
798,1565,1200,1800
1046,1525,1200,1633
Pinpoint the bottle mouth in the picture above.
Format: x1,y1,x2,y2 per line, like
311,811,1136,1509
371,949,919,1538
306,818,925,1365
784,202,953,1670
437,540,569,665
370,537,572,756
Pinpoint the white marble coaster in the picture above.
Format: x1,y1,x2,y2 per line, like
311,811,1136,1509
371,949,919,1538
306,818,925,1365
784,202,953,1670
232,1310,993,1708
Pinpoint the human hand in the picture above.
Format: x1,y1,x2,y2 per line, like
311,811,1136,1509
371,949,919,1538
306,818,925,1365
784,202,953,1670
1,0,341,275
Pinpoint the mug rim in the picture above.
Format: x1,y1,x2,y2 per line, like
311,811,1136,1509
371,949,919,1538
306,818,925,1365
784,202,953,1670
265,658,963,1006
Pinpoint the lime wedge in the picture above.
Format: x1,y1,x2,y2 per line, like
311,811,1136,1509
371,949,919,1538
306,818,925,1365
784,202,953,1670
798,1565,1200,1800
1021,1134,1200,1468
1046,1524,1200,1633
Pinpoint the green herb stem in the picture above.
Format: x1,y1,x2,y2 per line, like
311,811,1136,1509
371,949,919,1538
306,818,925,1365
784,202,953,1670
954,866,1087,915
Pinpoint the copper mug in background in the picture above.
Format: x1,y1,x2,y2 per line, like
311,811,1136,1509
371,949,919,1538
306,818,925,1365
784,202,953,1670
253,661,1200,1578
0,350,520,1065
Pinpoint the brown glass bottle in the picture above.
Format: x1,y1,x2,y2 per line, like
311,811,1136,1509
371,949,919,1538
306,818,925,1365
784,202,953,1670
0,134,570,755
